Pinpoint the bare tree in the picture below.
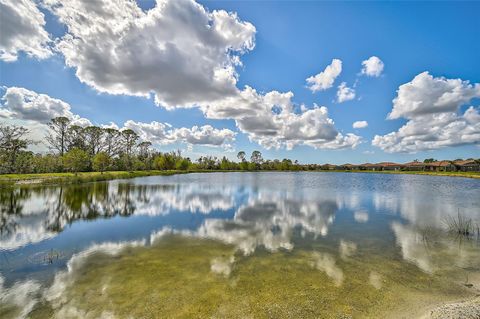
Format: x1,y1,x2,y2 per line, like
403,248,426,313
103,128,121,157
138,141,152,159
121,129,139,157
46,117,70,155
84,126,104,155
66,125,85,151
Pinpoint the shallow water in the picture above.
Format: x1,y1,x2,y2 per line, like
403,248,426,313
1,172,479,318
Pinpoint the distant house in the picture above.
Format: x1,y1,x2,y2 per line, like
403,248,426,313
358,163,372,170
403,161,426,171
376,162,404,171
361,163,383,171
454,159,480,172
424,161,456,172
321,164,339,170
341,164,356,170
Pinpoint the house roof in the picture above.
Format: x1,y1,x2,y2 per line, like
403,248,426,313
376,162,403,167
404,161,426,166
453,159,478,166
426,161,453,167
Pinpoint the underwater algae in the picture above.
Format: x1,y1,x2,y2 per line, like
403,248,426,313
23,234,476,319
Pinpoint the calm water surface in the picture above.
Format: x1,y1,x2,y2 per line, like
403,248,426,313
1,172,479,318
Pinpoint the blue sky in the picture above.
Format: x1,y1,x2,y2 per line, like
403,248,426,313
0,0,479,164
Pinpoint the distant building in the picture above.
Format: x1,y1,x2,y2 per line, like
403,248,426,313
340,164,356,170
424,161,456,172
376,162,404,171
361,163,383,171
403,162,426,171
453,159,480,172
321,164,339,170
317,159,479,172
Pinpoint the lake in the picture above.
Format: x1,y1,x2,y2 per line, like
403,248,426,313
1,172,479,318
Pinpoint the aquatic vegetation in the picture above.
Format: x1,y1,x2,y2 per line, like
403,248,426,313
16,235,475,318
443,211,479,238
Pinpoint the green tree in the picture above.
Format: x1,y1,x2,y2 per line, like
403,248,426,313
63,148,90,174
92,152,111,173
250,150,263,170
237,151,246,162
154,153,176,170
176,158,191,170
0,124,32,173
220,156,231,170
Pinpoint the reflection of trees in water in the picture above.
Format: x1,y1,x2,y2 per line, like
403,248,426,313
0,188,30,237
1,182,339,252
0,183,161,239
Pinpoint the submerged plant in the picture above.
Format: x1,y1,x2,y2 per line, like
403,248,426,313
443,211,478,238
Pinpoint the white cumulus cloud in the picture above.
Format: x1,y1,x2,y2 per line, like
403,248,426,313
336,82,355,103
353,121,368,129
361,56,384,77
0,87,237,150
0,0,52,62
200,87,361,150
388,71,480,119
306,59,342,92
0,86,91,126
373,72,480,153
123,120,236,149
38,0,359,151
43,0,256,108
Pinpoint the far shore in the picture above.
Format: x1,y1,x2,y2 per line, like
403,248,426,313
1,169,479,187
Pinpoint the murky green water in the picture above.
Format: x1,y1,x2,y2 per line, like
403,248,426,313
1,172,479,318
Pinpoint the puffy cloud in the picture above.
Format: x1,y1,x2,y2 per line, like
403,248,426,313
336,82,355,103
40,0,358,151
352,121,368,129
388,72,480,120
0,87,236,150
43,0,255,108
0,87,91,126
361,56,384,77
306,59,342,92
0,0,52,62
200,87,361,150
373,72,480,153
123,120,236,149
373,108,480,153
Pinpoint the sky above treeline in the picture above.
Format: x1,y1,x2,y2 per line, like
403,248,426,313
0,0,479,164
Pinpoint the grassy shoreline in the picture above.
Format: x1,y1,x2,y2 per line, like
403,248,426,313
0,169,479,186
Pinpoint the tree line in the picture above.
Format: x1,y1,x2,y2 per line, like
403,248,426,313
0,117,308,174
3,118,478,175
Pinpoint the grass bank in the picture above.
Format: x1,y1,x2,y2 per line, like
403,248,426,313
0,170,189,187
0,169,479,187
